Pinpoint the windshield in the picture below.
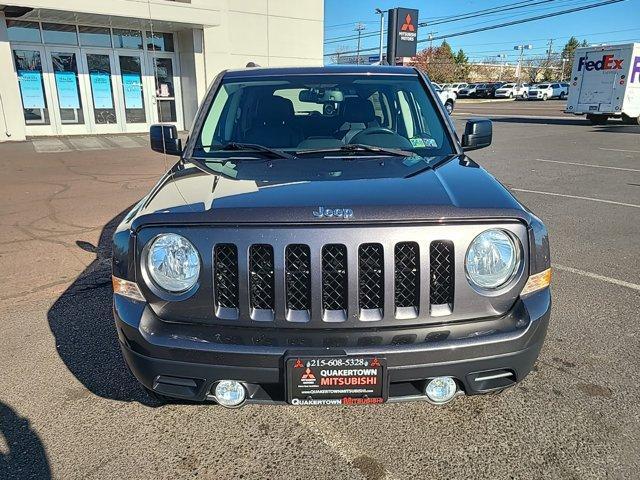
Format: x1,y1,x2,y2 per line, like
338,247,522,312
537,84,549,88
193,74,454,158
502,84,514,88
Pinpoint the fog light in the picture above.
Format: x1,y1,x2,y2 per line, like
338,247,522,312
214,380,246,407
425,376,457,404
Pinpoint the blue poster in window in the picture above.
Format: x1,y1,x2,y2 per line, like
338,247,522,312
122,73,143,109
54,71,80,109
17,70,46,109
89,72,113,109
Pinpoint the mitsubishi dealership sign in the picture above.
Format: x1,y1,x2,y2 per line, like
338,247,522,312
387,7,419,63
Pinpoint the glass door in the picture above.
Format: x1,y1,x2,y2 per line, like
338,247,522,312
146,53,183,128
12,45,56,136
80,49,120,133
114,52,148,132
45,47,91,135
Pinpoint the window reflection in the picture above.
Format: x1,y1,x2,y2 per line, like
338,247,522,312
13,49,50,125
79,26,112,48
42,23,78,45
112,29,143,50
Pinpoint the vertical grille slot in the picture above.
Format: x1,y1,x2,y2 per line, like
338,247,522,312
249,244,275,321
430,240,455,315
214,244,239,319
285,244,311,322
358,243,384,321
394,242,419,319
321,244,348,322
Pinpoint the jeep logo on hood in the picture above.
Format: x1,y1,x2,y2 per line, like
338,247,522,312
312,206,354,219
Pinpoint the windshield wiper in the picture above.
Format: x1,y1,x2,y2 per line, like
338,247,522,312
296,143,415,158
197,142,295,160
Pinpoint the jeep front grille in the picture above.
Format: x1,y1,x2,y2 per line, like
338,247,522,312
207,222,528,328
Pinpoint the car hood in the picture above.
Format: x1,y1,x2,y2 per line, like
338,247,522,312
129,155,528,229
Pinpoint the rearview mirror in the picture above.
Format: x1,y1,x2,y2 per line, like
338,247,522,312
150,124,182,156
461,118,492,151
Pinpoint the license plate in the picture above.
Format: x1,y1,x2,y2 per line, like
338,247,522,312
286,356,387,406
589,105,598,111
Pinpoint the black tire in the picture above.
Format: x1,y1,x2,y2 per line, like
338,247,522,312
508,92,513,99
621,113,640,125
445,100,454,114
542,93,548,101
559,92,566,100
587,114,608,125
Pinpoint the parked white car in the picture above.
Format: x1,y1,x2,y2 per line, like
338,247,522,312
526,82,569,100
443,82,468,94
434,85,456,114
494,83,530,98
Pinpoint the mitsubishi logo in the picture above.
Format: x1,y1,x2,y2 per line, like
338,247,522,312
401,14,415,32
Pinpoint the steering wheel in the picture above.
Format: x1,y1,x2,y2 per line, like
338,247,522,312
350,127,396,138
349,127,414,149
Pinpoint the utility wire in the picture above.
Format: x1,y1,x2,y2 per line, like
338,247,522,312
324,0,627,57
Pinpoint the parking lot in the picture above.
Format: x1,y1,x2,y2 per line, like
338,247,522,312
1,99,638,480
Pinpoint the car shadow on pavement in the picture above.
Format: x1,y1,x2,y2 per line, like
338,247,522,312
490,116,640,131
47,209,160,407
0,401,51,480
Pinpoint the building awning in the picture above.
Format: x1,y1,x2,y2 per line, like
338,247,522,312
1,1,220,30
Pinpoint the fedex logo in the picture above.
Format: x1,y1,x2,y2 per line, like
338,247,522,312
578,54,624,72
631,56,640,83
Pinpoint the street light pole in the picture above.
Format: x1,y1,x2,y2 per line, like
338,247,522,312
496,54,506,81
355,23,366,65
514,44,532,83
375,8,385,64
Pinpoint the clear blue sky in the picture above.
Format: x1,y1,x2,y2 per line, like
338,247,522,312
323,0,640,63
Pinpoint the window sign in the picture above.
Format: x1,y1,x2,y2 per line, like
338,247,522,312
54,71,81,109
18,70,46,109
122,73,143,109
89,72,114,109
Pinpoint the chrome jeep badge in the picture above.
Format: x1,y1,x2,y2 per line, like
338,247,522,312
312,206,354,219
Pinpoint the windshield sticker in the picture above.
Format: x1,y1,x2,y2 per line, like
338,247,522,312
410,137,438,148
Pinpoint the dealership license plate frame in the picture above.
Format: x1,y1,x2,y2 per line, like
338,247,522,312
286,355,388,406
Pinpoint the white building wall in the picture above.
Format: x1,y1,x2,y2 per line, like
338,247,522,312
0,0,324,141
0,12,27,142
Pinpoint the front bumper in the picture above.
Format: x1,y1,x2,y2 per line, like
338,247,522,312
114,289,551,404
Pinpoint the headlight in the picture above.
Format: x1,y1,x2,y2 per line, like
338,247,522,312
146,233,200,292
465,229,520,290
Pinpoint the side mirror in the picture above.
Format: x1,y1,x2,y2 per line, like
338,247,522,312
150,124,182,156
461,118,492,151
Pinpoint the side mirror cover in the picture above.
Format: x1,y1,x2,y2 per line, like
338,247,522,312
461,118,492,151
150,124,182,156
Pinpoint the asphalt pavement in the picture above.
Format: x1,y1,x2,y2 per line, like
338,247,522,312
0,100,639,480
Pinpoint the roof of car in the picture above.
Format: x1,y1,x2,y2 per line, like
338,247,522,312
223,65,418,78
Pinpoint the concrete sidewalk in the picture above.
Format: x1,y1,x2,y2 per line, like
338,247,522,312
26,134,150,153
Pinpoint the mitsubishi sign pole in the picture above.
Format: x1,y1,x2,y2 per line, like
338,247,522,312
386,7,419,66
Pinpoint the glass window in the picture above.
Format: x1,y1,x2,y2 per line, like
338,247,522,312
42,23,78,45
113,29,143,49
119,55,146,123
145,31,174,52
195,75,454,156
153,58,177,122
79,26,112,48
86,54,116,124
51,52,84,124
13,49,50,125
7,20,41,43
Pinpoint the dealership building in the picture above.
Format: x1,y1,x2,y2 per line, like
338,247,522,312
0,0,324,142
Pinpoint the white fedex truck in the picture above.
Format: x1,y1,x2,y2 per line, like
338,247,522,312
565,43,640,125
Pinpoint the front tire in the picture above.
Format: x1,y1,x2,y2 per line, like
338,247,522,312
559,92,566,100
508,92,513,99
587,114,608,125
542,93,548,101
621,113,640,125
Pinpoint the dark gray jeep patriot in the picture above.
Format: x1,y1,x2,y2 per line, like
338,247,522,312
112,65,551,407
